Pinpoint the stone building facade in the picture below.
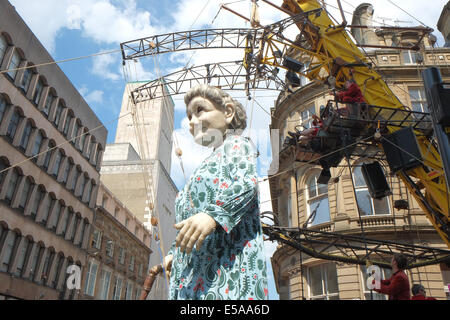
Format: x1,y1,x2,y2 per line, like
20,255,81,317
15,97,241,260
79,182,151,300
269,4,450,300
0,0,107,300
100,83,177,299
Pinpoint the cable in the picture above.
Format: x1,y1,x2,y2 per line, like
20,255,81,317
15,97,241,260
385,0,429,28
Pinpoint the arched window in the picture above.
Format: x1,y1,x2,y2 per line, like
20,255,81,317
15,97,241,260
28,242,44,282
33,78,45,107
85,180,93,204
60,207,73,237
70,214,81,241
6,109,22,141
42,89,54,115
78,174,87,198
51,149,63,177
19,63,34,94
62,158,73,185
0,158,9,190
0,95,7,124
49,200,63,231
53,101,65,128
5,168,21,204
70,167,81,191
305,172,330,226
19,120,33,151
0,34,8,65
72,120,80,145
6,49,22,80
0,230,18,272
63,110,73,137
30,185,45,219
40,248,55,285
31,130,44,161
79,128,87,152
18,176,33,210
353,165,390,216
43,140,55,171
41,194,56,224
51,253,65,288
14,236,31,277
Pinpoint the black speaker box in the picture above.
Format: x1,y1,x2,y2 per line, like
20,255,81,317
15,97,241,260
380,127,422,173
361,162,391,199
317,168,331,185
283,56,304,72
426,82,450,126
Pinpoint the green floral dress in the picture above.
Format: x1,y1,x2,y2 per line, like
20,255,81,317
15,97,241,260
168,134,268,300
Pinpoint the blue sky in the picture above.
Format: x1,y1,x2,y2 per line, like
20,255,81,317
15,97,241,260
9,0,447,300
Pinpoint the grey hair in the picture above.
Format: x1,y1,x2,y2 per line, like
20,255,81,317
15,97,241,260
184,84,247,131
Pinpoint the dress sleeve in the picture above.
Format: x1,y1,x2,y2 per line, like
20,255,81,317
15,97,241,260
202,136,259,234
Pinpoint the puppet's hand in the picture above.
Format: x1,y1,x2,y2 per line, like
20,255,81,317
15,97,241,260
163,254,173,278
174,212,217,254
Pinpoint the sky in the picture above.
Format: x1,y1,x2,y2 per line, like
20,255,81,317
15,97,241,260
8,0,448,300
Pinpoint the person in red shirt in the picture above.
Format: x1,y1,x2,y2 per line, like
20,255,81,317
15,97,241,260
298,114,324,146
373,253,411,300
411,284,437,300
336,79,366,117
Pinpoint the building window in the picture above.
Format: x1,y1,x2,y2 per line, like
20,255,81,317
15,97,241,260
19,65,33,93
19,120,32,151
79,129,87,152
5,168,20,204
360,265,392,300
409,87,428,113
70,215,80,241
128,255,135,272
14,237,30,277
62,159,72,185
118,247,125,265
30,186,45,219
112,276,123,300
84,260,99,296
125,281,134,300
402,50,420,64
308,263,339,300
300,104,315,129
0,231,18,273
52,150,62,177
18,177,33,210
91,229,102,250
98,269,112,300
0,95,7,124
41,195,56,224
105,239,114,258
60,209,72,237
6,110,21,141
6,50,21,80
42,91,53,115
72,121,80,144
353,165,390,216
28,244,43,282
31,131,44,160
50,254,65,288
43,141,55,171
0,35,8,65
33,79,45,107
48,201,62,231
305,173,330,226
53,102,64,127
84,180,92,204
63,113,73,137
41,250,55,285
78,174,87,198
70,168,81,191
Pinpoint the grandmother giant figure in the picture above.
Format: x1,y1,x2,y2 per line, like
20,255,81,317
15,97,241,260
163,84,268,300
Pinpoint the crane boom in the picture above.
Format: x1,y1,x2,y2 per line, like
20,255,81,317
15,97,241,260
276,0,449,247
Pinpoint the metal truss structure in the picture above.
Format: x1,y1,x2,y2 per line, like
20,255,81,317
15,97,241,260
262,223,450,269
130,60,286,104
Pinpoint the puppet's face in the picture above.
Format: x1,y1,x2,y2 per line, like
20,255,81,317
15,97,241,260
187,96,234,147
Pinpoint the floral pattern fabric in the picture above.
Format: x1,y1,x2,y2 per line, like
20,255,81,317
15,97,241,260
168,135,268,300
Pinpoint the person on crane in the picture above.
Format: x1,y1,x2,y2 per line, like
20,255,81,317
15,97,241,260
162,84,268,300
336,74,366,117
298,114,324,146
